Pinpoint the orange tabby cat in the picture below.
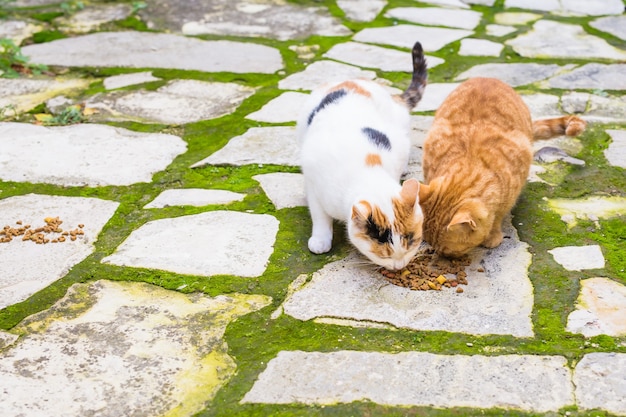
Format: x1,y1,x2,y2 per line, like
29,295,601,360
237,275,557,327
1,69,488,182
418,77,586,258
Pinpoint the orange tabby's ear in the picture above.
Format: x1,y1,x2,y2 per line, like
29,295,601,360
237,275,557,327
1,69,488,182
351,200,372,220
400,178,420,206
447,211,477,231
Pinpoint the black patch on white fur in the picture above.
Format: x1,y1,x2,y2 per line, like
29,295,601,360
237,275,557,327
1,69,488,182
362,127,391,151
308,89,347,125
366,215,392,244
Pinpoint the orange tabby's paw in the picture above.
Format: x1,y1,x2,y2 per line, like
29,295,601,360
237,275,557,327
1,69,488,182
565,116,586,137
482,231,503,249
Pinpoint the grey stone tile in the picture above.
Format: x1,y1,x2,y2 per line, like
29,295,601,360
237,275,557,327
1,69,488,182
103,72,161,90
0,20,43,45
505,0,624,15
590,15,626,41
143,189,246,209
253,173,307,210
245,92,309,123
281,218,534,337
55,4,133,33
494,12,541,25
385,7,482,30
323,42,444,72
242,351,573,412
414,83,460,112
86,80,256,124
0,194,119,310
0,123,186,186
506,20,626,60
548,245,605,271
0,280,271,416
456,63,569,87
567,278,626,337
458,38,504,56
548,64,626,90
278,61,378,91
353,24,473,52
574,353,626,415
192,127,299,167
102,211,279,278
547,196,626,227
605,129,626,168
21,32,284,74
485,24,517,37
336,0,386,22
0,78,90,115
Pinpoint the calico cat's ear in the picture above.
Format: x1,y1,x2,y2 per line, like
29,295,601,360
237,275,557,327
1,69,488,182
400,178,420,206
351,200,372,221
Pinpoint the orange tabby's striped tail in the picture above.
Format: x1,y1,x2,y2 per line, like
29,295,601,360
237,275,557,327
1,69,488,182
399,41,428,110
533,115,586,140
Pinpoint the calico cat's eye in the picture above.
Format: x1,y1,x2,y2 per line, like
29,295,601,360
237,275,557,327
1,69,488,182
365,217,392,244
403,232,415,246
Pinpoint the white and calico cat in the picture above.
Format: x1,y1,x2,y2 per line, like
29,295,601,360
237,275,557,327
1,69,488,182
297,41,428,270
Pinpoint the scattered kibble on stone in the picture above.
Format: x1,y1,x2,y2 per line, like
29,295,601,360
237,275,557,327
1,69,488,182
379,248,471,292
0,217,85,245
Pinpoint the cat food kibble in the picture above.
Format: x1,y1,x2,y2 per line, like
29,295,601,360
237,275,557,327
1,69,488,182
0,217,85,245
380,248,472,291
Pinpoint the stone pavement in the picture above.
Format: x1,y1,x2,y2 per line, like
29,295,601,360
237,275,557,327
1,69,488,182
1,0,625,416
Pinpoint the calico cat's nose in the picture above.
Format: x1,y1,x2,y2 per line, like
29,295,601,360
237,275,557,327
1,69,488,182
392,260,407,271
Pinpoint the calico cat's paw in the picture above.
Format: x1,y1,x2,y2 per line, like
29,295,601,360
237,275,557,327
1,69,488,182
308,236,332,254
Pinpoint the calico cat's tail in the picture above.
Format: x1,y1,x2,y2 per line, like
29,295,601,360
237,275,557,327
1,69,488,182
399,41,428,110
533,115,587,140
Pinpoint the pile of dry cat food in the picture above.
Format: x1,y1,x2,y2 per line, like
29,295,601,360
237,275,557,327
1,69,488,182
379,248,478,293
0,217,84,244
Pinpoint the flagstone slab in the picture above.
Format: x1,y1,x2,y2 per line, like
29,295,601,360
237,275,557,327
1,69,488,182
353,24,473,52
574,353,626,415
506,20,626,60
456,63,570,87
385,7,482,30
242,351,572,412
505,0,624,15
590,15,626,41
281,218,534,337
252,173,306,210
336,0,386,22
486,24,517,37
548,64,626,91
605,130,626,168
520,93,562,118
583,93,626,123
0,279,271,417
86,80,256,124
548,245,605,271
458,39,504,56
0,19,43,45
414,83,461,112
246,92,309,123
103,71,161,90
21,32,284,74
547,196,626,227
0,194,119,310
102,211,279,278
567,278,626,337
55,4,133,33
143,189,246,209
324,42,444,73
0,78,90,115
192,127,299,167
0,122,186,186
140,0,351,41
278,61,378,91
494,12,542,25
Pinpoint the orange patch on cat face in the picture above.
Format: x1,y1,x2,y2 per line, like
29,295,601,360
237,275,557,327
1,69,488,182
365,153,382,166
329,81,371,97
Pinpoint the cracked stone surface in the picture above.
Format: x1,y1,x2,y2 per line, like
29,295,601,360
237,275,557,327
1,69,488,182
281,219,534,337
0,123,187,186
605,129,626,168
504,0,624,15
0,194,119,310
22,32,284,74
102,211,279,278
0,78,91,114
103,72,161,90
506,20,626,60
456,63,569,87
574,353,626,415
55,4,133,33
547,196,626,227
548,64,626,90
0,20,43,45
385,7,483,30
567,278,626,337
278,61,378,92
192,127,299,167
0,280,271,416
336,0,386,22
143,189,246,209
246,92,309,123
353,25,473,52
86,80,256,124
590,15,626,41
242,351,573,412
458,38,504,56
